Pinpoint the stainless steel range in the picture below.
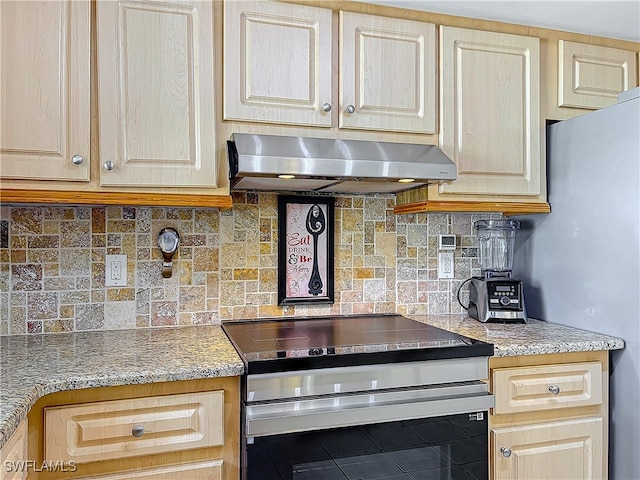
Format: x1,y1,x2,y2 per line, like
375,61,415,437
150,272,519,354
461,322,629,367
222,314,494,480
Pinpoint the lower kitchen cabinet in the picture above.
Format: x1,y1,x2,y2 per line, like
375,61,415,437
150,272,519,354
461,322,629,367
0,419,28,480
26,377,239,480
489,351,608,480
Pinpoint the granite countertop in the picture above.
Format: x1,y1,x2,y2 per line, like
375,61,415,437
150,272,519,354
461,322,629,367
410,314,625,356
0,326,244,450
0,316,625,450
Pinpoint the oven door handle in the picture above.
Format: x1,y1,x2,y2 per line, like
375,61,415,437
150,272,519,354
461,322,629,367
245,382,494,438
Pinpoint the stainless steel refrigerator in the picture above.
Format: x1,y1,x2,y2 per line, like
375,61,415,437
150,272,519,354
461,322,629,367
513,87,640,479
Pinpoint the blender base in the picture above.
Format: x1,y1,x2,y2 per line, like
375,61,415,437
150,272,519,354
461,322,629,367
468,277,528,323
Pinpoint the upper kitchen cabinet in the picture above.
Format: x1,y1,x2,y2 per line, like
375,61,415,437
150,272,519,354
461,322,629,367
97,0,217,187
397,26,547,214
223,1,333,127
339,12,436,133
0,1,90,182
558,40,638,110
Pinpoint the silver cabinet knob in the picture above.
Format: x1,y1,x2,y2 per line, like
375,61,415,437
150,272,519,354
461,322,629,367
103,161,115,171
131,425,145,437
345,104,355,114
71,154,84,165
500,447,512,458
321,102,332,112
548,385,561,395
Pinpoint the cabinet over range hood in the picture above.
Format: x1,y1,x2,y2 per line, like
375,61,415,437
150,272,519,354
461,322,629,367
228,133,457,194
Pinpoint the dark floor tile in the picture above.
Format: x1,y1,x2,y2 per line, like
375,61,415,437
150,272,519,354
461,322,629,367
447,415,488,437
387,446,452,472
434,438,487,465
407,464,475,480
290,459,349,480
316,428,379,457
248,462,283,480
459,461,488,480
336,452,403,480
362,423,426,451
407,420,468,444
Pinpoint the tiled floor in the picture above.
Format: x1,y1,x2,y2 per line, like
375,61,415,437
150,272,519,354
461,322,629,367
246,414,488,480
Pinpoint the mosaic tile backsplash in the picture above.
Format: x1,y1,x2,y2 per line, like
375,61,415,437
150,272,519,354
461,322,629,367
0,193,499,335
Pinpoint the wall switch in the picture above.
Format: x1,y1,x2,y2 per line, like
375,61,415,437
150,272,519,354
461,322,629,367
106,254,127,287
438,252,454,279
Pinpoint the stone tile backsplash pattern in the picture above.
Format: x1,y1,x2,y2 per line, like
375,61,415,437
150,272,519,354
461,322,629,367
0,195,499,335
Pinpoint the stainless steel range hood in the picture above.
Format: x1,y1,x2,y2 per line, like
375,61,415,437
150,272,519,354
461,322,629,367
228,133,457,194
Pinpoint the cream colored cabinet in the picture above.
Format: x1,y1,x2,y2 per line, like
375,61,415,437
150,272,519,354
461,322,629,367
339,12,436,133
76,461,222,480
97,0,217,188
437,26,541,199
558,40,638,110
0,1,90,182
0,420,27,480
492,417,603,480
490,353,608,480
223,3,437,134
223,1,333,127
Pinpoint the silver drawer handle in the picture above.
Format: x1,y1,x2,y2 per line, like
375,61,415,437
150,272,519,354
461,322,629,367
345,104,355,114
131,424,145,437
321,102,332,112
500,447,512,458
103,160,115,171
548,385,561,395
71,154,84,165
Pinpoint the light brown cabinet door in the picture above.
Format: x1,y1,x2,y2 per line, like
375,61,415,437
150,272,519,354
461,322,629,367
0,1,90,181
97,0,217,187
437,26,541,198
559,40,638,109
339,12,436,133
492,417,603,480
223,1,332,127
75,460,222,480
0,420,27,480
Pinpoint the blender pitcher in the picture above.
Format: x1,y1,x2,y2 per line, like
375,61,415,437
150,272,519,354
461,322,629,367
468,219,527,323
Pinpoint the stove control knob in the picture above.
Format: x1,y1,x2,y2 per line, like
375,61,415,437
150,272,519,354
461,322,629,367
500,296,511,306
308,348,323,356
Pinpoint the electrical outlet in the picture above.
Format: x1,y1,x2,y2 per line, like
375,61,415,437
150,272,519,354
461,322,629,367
438,252,454,279
106,254,127,287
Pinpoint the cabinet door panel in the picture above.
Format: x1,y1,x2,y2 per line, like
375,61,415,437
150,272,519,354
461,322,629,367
439,27,540,197
0,1,90,181
0,420,27,480
339,12,436,133
224,1,332,127
559,40,638,109
97,0,216,187
76,460,222,480
492,417,603,480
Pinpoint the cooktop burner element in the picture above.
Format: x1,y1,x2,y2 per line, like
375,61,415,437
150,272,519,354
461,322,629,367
222,314,493,374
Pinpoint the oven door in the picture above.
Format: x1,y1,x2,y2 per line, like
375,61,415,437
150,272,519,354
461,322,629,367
242,366,493,480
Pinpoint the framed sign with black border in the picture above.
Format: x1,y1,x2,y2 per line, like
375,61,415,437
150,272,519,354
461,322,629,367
277,195,335,305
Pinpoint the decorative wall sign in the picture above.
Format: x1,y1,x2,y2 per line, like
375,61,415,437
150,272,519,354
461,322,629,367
278,195,335,305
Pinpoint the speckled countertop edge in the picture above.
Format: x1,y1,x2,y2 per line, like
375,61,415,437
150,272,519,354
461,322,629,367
0,325,244,450
408,314,625,356
0,316,625,450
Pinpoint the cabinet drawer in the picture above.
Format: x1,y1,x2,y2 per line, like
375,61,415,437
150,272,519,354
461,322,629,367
45,391,223,464
0,420,27,480
493,362,602,414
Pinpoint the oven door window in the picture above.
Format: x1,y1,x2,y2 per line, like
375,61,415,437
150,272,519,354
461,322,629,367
246,412,488,480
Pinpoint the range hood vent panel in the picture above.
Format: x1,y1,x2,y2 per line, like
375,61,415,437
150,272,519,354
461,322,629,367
229,133,457,194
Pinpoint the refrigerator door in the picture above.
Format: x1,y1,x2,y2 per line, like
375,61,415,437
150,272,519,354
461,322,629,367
513,96,640,480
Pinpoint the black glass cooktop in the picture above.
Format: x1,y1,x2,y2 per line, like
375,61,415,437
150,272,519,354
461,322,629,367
222,314,494,374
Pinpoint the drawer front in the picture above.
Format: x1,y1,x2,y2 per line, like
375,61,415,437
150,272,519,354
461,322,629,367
76,459,222,480
0,420,28,480
45,391,223,464
493,362,602,414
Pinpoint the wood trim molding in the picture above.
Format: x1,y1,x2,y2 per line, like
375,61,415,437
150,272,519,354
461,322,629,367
393,201,551,215
0,189,233,209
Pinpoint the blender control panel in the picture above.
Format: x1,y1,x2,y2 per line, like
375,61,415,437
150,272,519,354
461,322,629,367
487,280,523,309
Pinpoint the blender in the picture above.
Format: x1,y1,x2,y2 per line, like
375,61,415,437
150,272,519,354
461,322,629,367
468,219,527,323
